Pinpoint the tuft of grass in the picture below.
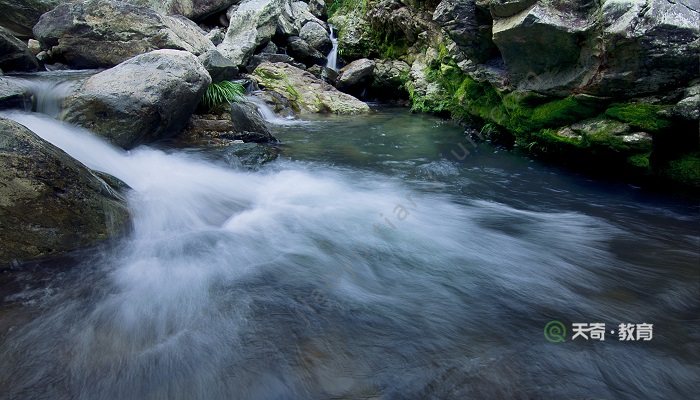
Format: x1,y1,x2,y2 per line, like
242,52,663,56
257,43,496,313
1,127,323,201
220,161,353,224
662,152,700,187
605,103,671,132
201,81,245,112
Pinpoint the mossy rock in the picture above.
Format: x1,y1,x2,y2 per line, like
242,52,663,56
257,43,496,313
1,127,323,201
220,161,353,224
661,153,700,188
605,103,672,133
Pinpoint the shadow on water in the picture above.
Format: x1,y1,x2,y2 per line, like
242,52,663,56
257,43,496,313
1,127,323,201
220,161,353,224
0,108,698,399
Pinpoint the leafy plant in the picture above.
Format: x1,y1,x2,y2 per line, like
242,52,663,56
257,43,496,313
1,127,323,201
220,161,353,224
201,81,245,112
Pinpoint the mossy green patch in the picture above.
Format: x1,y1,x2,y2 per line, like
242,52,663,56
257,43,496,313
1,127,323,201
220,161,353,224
605,103,671,132
662,152,700,187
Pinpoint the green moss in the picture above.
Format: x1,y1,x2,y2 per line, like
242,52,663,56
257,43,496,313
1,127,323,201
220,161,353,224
627,153,651,169
605,103,671,132
662,153,700,187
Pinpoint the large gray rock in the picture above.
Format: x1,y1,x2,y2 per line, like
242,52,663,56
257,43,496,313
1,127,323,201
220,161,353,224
0,0,66,39
33,0,214,69
0,118,130,266
246,53,305,72
127,0,239,20
492,0,599,94
217,0,285,67
485,0,537,18
433,0,497,62
584,0,700,97
300,21,332,53
63,50,211,149
0,27,39,72
337,58,375,92
286,36,327,66
307,0,327,19
370,59,410,98
671,83,700,121
252,62,370,114
198,49,238,82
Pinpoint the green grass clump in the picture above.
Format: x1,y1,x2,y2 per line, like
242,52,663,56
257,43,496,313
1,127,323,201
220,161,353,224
627,153,651,170
201,81,245,112
605,103,671,132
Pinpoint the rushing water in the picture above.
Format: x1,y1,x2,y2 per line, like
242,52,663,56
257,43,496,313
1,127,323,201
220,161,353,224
326,26,339,71
0,107,699,399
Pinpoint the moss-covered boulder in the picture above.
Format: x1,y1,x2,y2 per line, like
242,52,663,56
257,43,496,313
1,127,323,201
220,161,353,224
0,118,130,267
252,62,370,114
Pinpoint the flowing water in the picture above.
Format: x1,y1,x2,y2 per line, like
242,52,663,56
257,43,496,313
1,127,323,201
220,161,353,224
0,105,699,399
326,26,339,71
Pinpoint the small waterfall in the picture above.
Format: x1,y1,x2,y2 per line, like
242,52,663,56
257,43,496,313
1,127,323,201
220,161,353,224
2,70,96,118
326,25,339,71
246,94,305,125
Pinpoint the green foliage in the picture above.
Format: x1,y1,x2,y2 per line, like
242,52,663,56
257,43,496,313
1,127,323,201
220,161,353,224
201,81,245,112
662,152,700,187
605,103,671,132
328,0,368,17
627,153,651,170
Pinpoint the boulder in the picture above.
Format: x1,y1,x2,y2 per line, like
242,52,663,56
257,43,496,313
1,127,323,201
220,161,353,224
0,78,31,110
62,50,211,149
33,0,214,69
584,0,700,97
230,102,275,142
217,0,285,67
0,26,39,72
486,0,537,18
337,58,375,92
0,0,66,39
0,118,130,266
127,0,240,21
252,62,370,114
491,1,599,94
307,65,339,84
206,27,226,46
199,49,239,82
433,0,497,62
286,36,327,66
370,59,410,99
328,8,374,60
300,21,332,54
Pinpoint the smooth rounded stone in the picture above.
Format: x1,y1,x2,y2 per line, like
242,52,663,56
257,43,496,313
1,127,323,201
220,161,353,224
33,0,214,69
221,142,280,169
0,0,66,39
337,58,375,92
0,118,130,267
230,102,276,142
63,50,211,149
286,36,327,67
0,77,31,110
217,0,285,67
199,49,239,82
252,62,369,114
300,21,332,54
0,27,39,72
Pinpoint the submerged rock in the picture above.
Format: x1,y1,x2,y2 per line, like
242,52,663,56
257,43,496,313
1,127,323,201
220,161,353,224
252,62,370,114
179,103,276,146
63,50,211,149
0,27,39,72
33,0,214,68
0,118,130,267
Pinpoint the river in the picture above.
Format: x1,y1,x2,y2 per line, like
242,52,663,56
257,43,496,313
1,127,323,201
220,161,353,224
0,105,698,399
